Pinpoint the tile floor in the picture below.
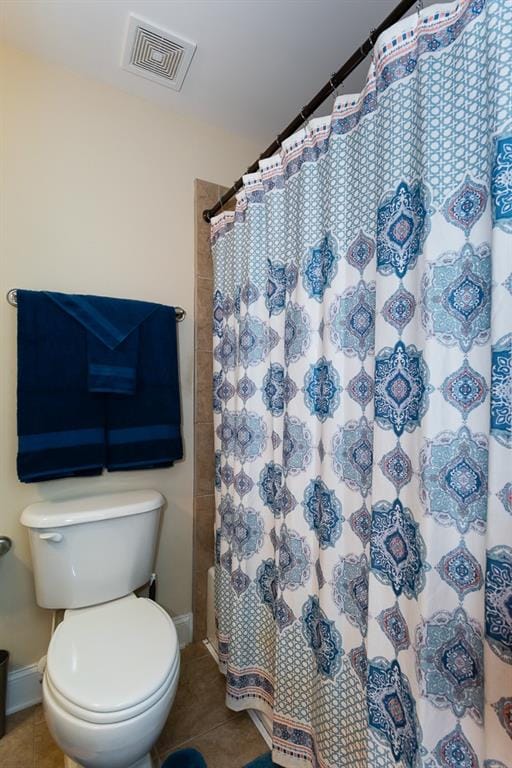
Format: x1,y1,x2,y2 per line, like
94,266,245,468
0,643,267,768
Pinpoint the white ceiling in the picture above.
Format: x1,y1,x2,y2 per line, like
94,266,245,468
1,0,433,143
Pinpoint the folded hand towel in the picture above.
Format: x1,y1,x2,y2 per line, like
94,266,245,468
45,292,158,395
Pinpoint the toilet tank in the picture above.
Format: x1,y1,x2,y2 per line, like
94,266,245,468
20,490,164,609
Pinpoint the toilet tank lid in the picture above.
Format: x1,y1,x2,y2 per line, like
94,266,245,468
20,490,165,529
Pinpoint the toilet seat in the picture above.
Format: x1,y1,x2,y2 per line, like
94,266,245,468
46,595,179,724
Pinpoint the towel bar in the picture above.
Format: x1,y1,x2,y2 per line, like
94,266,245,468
6,289,186,321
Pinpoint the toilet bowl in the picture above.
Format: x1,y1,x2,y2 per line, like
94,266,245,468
42,594,180,768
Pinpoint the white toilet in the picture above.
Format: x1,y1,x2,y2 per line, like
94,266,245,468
21,490,180,768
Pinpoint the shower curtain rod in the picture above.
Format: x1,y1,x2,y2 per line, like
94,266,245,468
203,0,421,223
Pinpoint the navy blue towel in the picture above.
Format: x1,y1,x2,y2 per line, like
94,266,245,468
161,749,207,768
46,291,158,395
17,290,183,483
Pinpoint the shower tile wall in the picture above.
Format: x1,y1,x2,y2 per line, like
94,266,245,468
193,179,227,641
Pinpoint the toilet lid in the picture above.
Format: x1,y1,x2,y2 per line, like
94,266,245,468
47,596,178,714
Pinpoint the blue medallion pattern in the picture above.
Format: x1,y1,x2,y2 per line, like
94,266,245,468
434,723,479,768
258,461,296,517
266,259,298,316
376,180,430,278
498,482,512,516
237,374,256,403
256,558,277,616
347,367,374,409
302,477,343,549
379,442,412,492
421,242,491,352
485,546,512,664
302,232,339,301
415,606,484,721
331,416,373,497
213,372,223,414
262,363,297,416
213,289,224,338
277,525,311,591
231,566,250,596
238,315,279,367
303,357,341,422
349,643,368,689
382,286,416,333
442,175,488,236
374,341,430,436
436,540,483,599
214,327,237,371
349,504,372,547
492,698,512,741
217,410,268,462
331,554,368,634
219,493,235,542
284,303,311,364
231,504,265,560
241,280,259,307
234,469,253,498
371,498,427,598
367,657,420,768
301,595,343,679
377,603,410,653
345,230,375,274
420,427,488,534
283,415,313,474
492,134,512,228
490,334,511,447
329,281,376,360
441,359,488,417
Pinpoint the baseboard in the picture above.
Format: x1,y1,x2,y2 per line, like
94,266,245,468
6,612,193,716
6,664,42,715
173,612,193,648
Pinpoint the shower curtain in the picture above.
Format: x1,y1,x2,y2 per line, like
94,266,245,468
211,1,511,767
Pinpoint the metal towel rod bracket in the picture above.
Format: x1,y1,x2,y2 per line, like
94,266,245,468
6,289,186,322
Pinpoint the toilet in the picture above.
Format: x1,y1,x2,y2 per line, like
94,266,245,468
21,490,180,768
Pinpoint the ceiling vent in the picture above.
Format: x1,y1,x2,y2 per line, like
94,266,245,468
122,15,196,91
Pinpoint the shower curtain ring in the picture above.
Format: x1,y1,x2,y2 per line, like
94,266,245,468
416,0,424,14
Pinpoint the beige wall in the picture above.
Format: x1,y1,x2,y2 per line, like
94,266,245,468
0,43,257,668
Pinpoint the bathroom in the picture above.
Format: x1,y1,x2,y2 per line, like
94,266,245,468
0,0,511,767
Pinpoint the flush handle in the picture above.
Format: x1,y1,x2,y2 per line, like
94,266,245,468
39,532,63,543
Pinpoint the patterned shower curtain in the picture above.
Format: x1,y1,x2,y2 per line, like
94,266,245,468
210,1,511,767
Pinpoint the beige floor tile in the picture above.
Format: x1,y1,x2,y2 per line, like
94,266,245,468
160,713,267,768
157,652,237,754
34,721,64,768
33,705,46,725
180,642,210,664
0,706,36,768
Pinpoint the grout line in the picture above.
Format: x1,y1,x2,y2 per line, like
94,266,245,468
159,712,245,762
158,647,239,759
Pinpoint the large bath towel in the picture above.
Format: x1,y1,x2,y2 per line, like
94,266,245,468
17,290,183,482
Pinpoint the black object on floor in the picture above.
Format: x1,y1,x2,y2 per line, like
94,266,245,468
244,754,278,768
161,748,208,768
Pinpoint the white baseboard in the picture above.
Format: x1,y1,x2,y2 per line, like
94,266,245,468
6,612,193,716
6,664,42,715
173,612,193,648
